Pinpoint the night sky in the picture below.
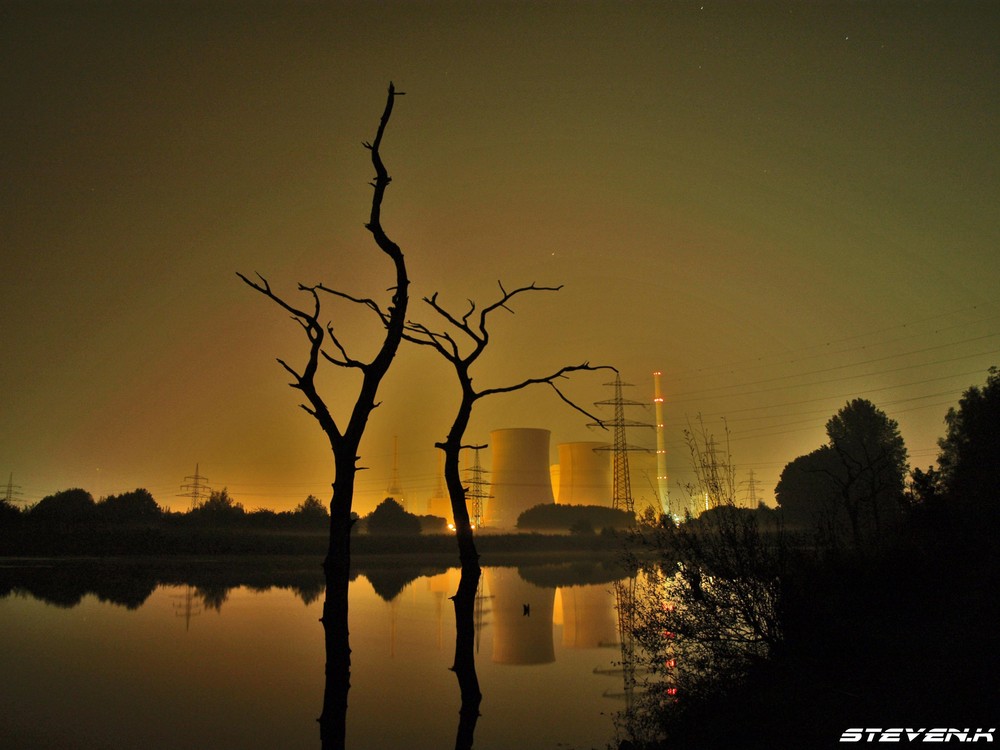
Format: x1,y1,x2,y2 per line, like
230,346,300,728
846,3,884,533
3,1,998,514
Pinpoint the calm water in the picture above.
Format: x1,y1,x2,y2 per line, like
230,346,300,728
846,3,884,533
0,560,630,750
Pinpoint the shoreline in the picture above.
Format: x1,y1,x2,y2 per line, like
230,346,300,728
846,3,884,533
0,526,630,559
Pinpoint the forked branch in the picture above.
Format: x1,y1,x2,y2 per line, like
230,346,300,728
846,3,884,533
406,281,565,365
236,82,410,529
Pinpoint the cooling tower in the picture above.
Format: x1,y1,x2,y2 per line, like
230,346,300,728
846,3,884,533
556,441,612,507
486,428,555,528
486,566,555,665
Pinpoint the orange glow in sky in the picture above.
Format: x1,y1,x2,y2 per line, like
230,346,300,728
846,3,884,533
2,2,998,514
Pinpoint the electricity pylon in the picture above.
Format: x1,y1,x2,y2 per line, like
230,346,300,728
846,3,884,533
464,446,491,529
590,375,652,514
3,473,23,505
179,464,211,509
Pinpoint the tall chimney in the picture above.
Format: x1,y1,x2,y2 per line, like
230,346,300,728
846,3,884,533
653,371,669,516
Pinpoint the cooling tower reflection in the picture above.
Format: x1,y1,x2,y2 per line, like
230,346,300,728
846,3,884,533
560,583,619,649
1,559,631,750
485,566,556,665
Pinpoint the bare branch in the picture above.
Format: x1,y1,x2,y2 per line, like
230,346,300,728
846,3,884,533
314,283,391,326
410,282,566,369
434,441,489,452
321,325,367,369
478,362,615,408
403,321,461,360
275,357,303,385
404,277,607,567
461,299,477,327
480,280,562,321
548,380,612,429
238,271,317,324
423,293,480,342
365,82,404,266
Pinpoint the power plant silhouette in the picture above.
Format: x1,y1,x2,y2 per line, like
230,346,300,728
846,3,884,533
412,372,669,529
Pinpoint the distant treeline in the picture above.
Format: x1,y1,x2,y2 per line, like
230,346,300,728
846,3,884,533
0,486,633,557
0,487,331,530
516,503,635,533
0,484,644,554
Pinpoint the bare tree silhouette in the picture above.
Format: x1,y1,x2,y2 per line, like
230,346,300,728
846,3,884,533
404,281,612,568
238,82,408,750
405,282,612,749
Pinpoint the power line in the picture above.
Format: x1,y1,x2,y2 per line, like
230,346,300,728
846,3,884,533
671,336,1000,401
670,302,1000,381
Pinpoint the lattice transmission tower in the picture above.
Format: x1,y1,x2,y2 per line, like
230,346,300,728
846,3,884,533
590,375,652,514
741,469,762,509
179,463,211,509
3,473,23,505
464,446,491,529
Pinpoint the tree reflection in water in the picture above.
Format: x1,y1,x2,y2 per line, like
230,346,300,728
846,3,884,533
318,561,484,750
450,564,483,750
0,557,633,749
319,558,351,750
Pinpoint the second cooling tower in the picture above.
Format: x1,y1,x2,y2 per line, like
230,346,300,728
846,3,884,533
556,441,612,507
486,428,555,528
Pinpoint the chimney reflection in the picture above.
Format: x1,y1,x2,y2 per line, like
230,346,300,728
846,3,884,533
427,569,464,651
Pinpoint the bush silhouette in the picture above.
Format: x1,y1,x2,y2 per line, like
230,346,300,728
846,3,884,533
28,488,96,526
366,498,421,535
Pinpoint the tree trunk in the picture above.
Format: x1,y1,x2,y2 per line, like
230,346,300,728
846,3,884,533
443,444,479,568
451,563,482,750
319,559,351,750
446,484,478,568
319,469,356,750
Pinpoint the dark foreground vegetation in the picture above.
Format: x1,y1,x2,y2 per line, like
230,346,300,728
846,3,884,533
622,514,998,749
619,371,1000,749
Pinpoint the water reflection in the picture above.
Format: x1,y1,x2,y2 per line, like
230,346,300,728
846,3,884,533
487,566,556,665
561,582,618,649
450,565,483,750
172,586,202,630
0,558,326,610
0,557,631,750
319,559,351,750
